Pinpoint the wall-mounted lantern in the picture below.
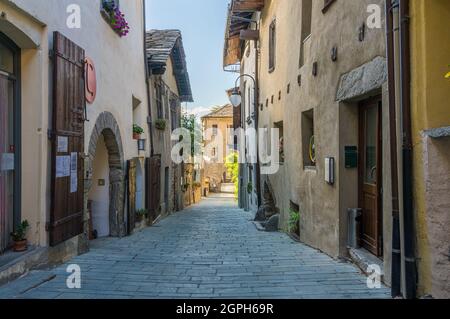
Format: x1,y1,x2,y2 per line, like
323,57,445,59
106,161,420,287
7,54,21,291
137,139,146,152
325,157,335,185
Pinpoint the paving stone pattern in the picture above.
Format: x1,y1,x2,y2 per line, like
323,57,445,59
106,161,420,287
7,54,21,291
0,196,391,299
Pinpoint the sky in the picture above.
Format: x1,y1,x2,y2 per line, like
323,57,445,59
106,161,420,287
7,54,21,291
146,0,236,117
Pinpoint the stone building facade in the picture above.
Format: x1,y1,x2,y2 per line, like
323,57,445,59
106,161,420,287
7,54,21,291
224,0,394,288
201,105,234,193
0,0,150,279
224,0,450,299
146,29,193,219
0,1,194,285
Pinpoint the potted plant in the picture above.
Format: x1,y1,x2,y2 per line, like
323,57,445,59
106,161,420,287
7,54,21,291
133,124,144,140
288,209,300,237
135,209,148,223
193,182,202,189
247,182,253,194
155,119,167,131
10,220,30,252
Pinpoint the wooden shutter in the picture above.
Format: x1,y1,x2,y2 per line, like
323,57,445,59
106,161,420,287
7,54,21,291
127,159,136,235
49,32,85,246
146,156,161,222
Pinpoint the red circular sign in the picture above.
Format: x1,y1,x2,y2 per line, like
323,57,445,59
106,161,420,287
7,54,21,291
85,57,97,104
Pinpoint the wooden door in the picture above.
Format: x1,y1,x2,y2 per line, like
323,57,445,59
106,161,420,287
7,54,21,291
49,32,85,246
127,159,136,235
359,97,383,257
146,156,161,222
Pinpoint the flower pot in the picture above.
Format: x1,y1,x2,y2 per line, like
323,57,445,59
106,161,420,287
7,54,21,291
133,133,141,140
13,239,27,252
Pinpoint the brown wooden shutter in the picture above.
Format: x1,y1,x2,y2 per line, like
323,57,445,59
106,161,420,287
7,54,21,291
127,159,136,235
146,156,161,222
49,32,85,246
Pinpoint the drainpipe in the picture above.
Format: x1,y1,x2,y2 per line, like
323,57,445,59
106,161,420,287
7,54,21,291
142,0,155,157
385,0,402,298
399,0,416,299
254,18,262,208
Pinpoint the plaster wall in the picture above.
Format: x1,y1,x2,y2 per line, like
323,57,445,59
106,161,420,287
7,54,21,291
257,0,387,257
0,0,148,248
410,0,450,298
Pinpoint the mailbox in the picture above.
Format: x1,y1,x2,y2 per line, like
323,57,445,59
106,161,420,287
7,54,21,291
345,146,358,168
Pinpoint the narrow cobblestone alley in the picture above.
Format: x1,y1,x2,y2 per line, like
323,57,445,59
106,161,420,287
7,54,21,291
0,196,390,299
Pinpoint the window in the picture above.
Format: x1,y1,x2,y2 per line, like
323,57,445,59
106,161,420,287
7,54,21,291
155,81,163,119
212,124,218,136
299,0,313,68
274,121,284,163
170,96,179,131
269,20,276,72
302,109,316,168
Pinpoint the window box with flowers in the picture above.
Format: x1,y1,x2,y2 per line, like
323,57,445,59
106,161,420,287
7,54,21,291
101,0,130,37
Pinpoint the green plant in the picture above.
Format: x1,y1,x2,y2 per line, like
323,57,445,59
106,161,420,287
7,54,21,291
133,124,144,135
193,181,202,189
225,151,239,200
247,182,253,194
155,119,167,131
288,209,300,235
10,220,29,242
135,209,148,218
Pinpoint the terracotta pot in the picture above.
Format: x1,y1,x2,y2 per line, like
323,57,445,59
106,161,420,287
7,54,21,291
13,239,27,252
133,133,141,140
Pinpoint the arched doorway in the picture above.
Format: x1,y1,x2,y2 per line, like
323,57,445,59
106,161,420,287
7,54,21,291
86,112,125,238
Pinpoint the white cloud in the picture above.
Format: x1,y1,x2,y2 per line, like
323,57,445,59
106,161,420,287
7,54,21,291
188,106,212,118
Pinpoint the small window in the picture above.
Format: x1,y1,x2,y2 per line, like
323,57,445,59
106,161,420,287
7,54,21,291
155,82,163,119
274,121,284,163
170,97,179,131
299,0,313,68
269,20,276,72
212,124,218,136
302,109,316,168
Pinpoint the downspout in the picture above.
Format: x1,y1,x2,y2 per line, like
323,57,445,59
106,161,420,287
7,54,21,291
399,0,416,299
386,0,402,298
142,0,155,157
254,18,262,208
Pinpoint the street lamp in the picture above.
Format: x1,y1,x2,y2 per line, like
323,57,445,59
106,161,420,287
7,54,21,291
229,87,242,108
228,74,256,108
229,73,261,208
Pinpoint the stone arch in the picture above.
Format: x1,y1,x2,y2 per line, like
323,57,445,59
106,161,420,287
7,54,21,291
86,112,125,237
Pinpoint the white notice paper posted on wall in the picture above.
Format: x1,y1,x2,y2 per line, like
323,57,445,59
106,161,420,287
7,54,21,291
56,155,71,178
1,153,14,172
70,172,78,193
57,136,68,153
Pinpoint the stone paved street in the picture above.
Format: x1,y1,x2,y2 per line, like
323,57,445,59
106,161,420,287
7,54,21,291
0,196,390,299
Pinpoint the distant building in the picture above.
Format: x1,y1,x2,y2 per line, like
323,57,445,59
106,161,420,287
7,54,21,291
201,105,234,194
